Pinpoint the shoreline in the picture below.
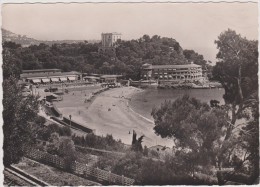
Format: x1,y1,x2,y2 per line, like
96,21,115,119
127,100,154,124
56,86,174,148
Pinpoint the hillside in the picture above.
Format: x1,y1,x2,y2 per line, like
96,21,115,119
2,28,100,46
3,31,210,80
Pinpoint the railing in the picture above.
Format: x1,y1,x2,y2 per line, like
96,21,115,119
51,104,62,117
63,117,94,133
24,148,135,185
5,166,51,186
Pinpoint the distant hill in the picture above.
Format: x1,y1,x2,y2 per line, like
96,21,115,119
2,28,100,46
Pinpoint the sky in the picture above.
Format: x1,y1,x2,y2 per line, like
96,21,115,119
1,2,258,63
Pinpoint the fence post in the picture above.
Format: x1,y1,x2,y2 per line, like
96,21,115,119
122,175,124,185
109,171,111,184
97,167,99,180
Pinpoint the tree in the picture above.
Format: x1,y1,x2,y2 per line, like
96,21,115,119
3,76,39,166
58,137,77,171
143,146,148,156
2,47,22,79
112,151,143,182
183,49,207,67
131,130,145,152
211,29,258,184
3,41,21,49
46,132,60,155
151,95,229,174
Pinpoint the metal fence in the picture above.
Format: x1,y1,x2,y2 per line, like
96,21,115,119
25,149,135,185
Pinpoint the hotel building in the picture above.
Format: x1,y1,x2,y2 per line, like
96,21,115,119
141,63,203,82
98,32,122,53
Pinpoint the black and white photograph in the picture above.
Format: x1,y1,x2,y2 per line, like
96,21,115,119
1,1,259,185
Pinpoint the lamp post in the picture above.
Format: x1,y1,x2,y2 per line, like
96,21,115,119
69,114,72,129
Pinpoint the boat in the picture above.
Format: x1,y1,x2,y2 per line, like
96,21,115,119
191,83,210,89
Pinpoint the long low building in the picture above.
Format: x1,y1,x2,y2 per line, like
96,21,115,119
141,63,203,82
83,74,123,84
20,69,82,84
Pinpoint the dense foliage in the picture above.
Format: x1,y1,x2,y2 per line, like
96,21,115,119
3,34,210,80
212,29,259,184
37,123,72,141
72,133,126,152
3,76,41,166
151,29,259,184
152,95,229,171
109,151,217,185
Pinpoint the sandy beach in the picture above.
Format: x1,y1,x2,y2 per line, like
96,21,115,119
55,86,174,148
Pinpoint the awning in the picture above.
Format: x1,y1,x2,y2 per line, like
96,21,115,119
164,75,168,78
59,77,67,81
32,79,41,83
51,78,60,82
68,77,76,81
42,78,50,83
83,76,100,80
159,76,163,78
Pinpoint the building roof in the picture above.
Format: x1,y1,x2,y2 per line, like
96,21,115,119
61,71,81,75
22,69,61,73
102,32,121,35
20,71,80,79
20,72,62,78
143,64,201,70
83,76,100,80
100,75,123,78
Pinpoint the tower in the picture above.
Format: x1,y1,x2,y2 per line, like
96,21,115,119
99,32,122,53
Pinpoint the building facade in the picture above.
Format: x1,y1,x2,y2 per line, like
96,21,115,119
101,32,121,47
99,32,121,53
141,63,203,82
20,69,82,84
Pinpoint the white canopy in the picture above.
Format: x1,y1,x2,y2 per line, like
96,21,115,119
32,79,41,83
42,78,50,83
51,78,60,82
59,77,67,81
68,76,76,81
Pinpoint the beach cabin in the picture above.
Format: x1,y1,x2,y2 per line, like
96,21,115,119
20,69,82,84
83,76,100,84
100,75,123,84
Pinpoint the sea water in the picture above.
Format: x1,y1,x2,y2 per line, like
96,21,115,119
130,88,225,120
